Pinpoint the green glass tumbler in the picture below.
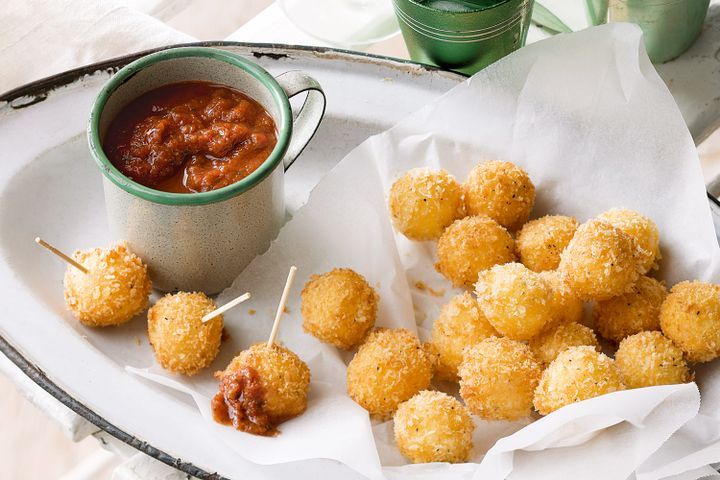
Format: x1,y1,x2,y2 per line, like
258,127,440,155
392,0,534,75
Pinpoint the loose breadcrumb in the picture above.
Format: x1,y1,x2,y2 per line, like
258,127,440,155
394,391,473,463
436,215,516,289
459,337,542,420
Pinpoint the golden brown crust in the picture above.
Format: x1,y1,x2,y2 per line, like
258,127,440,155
394,390,473,463
63,242,151,327
346,328,433,416
533,346,624,415
660,281,720,362
529,322,599,365
147,292,223,376
558,219,640,301
475,263,554,340
301,268,378,349
516,215,579,272
222,343,311,422
594,276,667,343
615,331,691,388
597,208,661,274
459,337,541,420
436,215,516,289
388,168,465,240
463,160,535,230
430,292,498,381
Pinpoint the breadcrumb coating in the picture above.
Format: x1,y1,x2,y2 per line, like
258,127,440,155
64,242,151,327
538,270,584,328
222,343,310,421
463,160,535,230
529,322,599,365
533,346,624,415
660,281,720,362
430,292,498,381
459,337,541,420
558,219,640,301
148,292,223,375
388,168,465,240
436,215,516,289
475,263,553,340
516,215,579,272
346,328,433,417
301,268,378,349
615,331,691,388
394,390,473,463
597,208,660,274
594,276,667,343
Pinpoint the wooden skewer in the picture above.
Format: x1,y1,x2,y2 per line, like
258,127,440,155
202,291,251,323
267,265,298,348
35,237,88,274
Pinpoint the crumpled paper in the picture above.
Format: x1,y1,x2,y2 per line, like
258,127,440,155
129,23,720,480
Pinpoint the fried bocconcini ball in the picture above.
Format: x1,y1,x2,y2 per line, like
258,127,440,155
394,390,474,464
597,208,660,274
147,292,223,375
388,168,465,240
436,215,516,289
64,242,151,327
346,328,433,417
301,268,378,349
558,219,640,301
475,263,554,340
529,322,600,365
538,270,584,327
594,276,667,343
463,160,535,230
615,331,690,389
533,346,624,415
430,292,498,381
516,215,579,272
660,281,720,362
459,337,542,420
221,343,311,421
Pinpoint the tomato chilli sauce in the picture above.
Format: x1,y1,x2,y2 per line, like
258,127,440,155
103,81,277,193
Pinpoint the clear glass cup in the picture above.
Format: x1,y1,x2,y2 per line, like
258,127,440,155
278,0,401,50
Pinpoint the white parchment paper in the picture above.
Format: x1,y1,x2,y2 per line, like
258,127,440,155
129,23,720,479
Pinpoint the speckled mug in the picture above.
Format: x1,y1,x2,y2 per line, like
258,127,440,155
88,47,326,294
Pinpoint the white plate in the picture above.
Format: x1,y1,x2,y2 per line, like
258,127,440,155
0,42,463,479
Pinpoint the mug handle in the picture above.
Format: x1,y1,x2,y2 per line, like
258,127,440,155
274,71,327,171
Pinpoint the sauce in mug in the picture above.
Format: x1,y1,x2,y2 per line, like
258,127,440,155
104,81,277,193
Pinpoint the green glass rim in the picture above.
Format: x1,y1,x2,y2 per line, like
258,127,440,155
402,0,517,14
87,46,292,206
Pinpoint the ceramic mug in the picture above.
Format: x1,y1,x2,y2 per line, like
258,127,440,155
88,47,326,294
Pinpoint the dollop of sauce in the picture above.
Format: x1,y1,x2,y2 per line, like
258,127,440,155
104,81,277,194
211,367,278,436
